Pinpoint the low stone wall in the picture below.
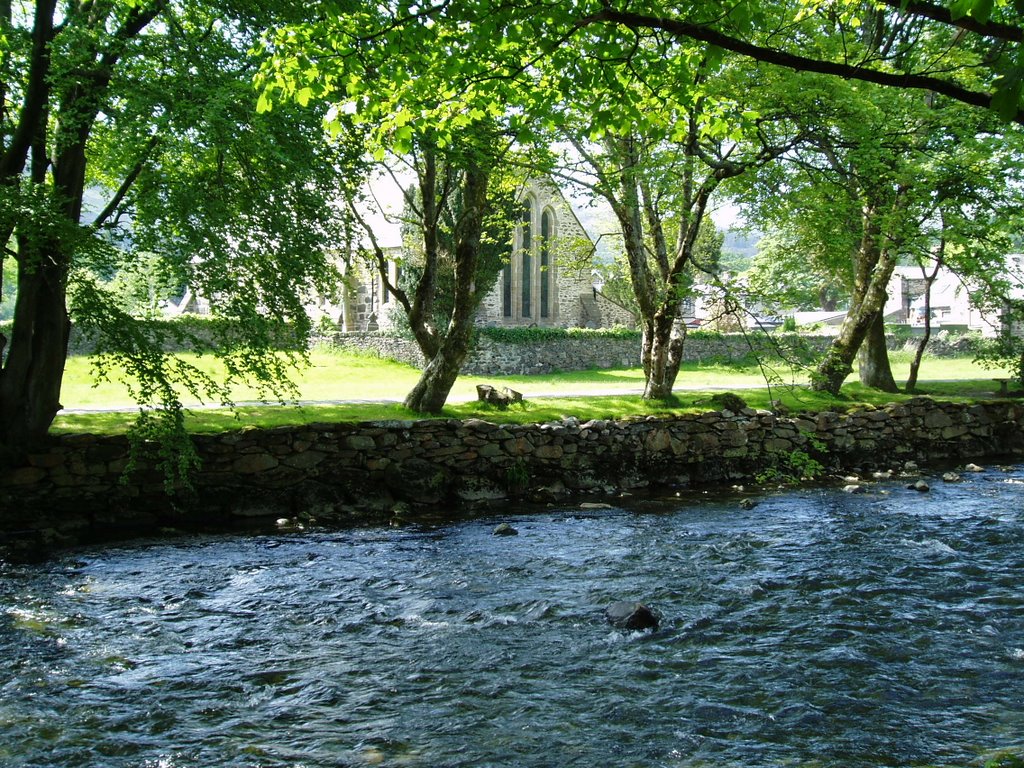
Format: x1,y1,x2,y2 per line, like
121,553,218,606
3,398,1023,553
463,336,639,375
325,332,640,374
330,331,978,376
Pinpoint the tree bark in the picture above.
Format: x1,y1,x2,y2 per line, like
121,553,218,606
403,155,490,413
0,241,70,456
641,308,685,399
812,251,898,394
403,331,472,413
812,199,900,395
858,311,898,391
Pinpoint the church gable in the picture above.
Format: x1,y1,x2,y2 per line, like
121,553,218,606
324,179,634,332
477,179,603,328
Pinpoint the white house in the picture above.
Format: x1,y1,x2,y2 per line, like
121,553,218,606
885,259,1024,336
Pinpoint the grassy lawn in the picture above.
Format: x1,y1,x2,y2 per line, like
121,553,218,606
51,348,1013,435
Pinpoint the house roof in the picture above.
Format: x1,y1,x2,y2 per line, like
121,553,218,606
357,173,598,253
793,310,847,325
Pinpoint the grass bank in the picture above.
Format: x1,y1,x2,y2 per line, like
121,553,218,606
52,349,1013,435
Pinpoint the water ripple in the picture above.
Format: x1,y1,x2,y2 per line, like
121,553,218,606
2,466,1024,767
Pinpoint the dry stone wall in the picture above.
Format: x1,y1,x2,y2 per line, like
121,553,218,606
3,398,1023,553
330,332,978,376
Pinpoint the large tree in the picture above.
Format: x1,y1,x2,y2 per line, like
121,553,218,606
742,67,1024,395
0,1,349,460
556,103,796,398
759,108,917,396
350,127,520,413
261,1,543,414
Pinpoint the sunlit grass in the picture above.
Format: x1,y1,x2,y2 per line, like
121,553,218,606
62,346,1008,410
49,340,1013,436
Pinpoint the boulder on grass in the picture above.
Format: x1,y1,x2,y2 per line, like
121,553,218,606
476,385,524,410
709,392,747,413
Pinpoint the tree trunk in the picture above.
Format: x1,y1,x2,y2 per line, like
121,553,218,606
812,199,900,395
403,156,490,414
403,332,471,413
641,310,685,400
907,234,945,393
906,280,934,393
858,311,898,391
813,253,897,394
0,243,70,458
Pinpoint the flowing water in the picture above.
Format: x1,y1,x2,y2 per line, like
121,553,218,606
2,466,1024,768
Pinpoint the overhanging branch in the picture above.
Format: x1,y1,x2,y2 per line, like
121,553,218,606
875,0,1023,43
583,8,1024,125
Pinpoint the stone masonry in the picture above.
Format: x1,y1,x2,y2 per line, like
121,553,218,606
2,398,1023,552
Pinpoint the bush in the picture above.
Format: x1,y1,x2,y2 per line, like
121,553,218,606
477,325,640,344
885,323,916,342
975,331,1024,385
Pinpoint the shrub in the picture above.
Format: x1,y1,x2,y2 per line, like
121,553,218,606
477,325,640,344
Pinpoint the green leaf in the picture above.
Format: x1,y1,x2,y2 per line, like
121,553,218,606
296,87,313,107
991,78,1023,121
949,0,973,19
256,92,272,113
968,0,994,22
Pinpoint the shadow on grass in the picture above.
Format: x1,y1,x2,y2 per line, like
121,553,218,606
49,378,1008,437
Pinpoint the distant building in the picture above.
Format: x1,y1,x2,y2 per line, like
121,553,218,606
884,260,1024,336
310,179,636,333
775,257,1024,336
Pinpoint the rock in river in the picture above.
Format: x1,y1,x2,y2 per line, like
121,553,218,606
605,601,659,631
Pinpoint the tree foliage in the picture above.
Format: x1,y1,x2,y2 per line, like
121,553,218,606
0,0,351,460
2,0,1022,460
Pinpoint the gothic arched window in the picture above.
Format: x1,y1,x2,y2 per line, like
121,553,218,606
521,199,533,318
540,209,553,319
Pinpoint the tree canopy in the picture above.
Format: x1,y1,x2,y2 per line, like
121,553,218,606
257,0,1024,132
0,0,352,460
3,0,1024,458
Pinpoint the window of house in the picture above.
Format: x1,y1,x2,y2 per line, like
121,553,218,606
502,262,512,317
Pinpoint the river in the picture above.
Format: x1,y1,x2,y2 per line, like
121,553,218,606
2,465,1023,767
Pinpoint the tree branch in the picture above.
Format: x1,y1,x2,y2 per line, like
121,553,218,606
876,0,1023,43
583,8,1024,125
0,0,57,179
93,136,160,228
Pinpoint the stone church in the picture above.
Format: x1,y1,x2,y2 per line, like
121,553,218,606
318,179,635,332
